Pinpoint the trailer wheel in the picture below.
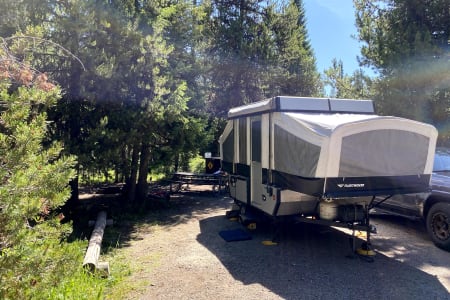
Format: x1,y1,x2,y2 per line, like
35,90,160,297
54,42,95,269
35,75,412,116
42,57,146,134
426,203,450,251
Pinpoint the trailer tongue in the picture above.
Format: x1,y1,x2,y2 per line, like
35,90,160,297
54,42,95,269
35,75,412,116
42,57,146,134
219,96,438,255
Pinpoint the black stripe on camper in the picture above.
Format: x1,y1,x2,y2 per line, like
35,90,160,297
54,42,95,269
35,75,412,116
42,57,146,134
236,163,250,177
324,175,431,198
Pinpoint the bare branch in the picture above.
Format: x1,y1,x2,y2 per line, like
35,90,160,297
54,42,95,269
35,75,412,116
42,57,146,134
1,36,86,71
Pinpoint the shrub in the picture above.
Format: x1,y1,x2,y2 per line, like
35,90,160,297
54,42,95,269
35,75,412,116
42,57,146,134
0,37,78,299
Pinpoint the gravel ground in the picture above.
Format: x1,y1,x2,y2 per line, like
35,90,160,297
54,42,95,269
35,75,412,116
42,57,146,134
117,186,450,300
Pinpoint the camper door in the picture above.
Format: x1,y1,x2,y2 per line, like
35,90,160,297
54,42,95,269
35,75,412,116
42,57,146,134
251,116,262,204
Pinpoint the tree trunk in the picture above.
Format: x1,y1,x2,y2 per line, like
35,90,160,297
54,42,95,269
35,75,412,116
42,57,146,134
174,153,180,173
120,145,130,183
62,165,79,221
136,143,151,207
126,141,140,206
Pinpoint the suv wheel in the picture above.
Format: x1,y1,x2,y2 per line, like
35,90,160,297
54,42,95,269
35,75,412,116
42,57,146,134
426,203,450,251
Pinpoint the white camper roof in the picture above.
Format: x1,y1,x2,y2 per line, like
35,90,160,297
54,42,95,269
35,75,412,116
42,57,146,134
282,112,380,137
272,111,437,178
227,96,375,119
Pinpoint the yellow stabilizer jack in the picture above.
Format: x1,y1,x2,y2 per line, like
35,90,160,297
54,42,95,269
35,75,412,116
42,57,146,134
356,231,367,238
356,245,376,256
247,223,257,230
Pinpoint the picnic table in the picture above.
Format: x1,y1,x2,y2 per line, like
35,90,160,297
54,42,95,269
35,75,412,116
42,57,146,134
169,171,228,194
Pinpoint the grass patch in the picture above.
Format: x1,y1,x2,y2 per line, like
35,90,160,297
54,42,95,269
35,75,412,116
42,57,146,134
103,251,162,300
0,215,145,300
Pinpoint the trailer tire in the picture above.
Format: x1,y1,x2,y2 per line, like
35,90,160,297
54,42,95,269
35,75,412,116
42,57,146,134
426,203,450,251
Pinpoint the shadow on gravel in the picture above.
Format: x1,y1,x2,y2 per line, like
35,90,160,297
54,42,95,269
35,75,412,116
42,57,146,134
95,190,233,252
369,213,450,268
197,214,449,299
370,212,429,239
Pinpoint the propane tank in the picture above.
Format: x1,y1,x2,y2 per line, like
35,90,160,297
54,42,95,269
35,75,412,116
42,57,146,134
319,200,339,221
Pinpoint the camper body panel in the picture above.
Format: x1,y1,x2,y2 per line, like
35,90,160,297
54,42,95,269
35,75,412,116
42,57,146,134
219,96,438,220
244,184,318,216
276,189,318,216
229,175,249,205
250,184,276,215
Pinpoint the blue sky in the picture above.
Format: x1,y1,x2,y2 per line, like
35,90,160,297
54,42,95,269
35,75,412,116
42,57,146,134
304,0,364,75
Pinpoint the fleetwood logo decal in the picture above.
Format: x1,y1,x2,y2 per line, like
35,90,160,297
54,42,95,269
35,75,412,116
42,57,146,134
337,183,365,188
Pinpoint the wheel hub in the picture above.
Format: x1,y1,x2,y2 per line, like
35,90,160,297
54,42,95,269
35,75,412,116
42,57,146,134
432,212,450,241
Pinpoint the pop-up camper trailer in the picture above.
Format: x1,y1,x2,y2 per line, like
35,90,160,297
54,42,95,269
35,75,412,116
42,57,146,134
219,96,438,252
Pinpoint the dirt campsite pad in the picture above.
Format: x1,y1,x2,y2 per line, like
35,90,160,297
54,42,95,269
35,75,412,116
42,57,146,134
115,185,450,299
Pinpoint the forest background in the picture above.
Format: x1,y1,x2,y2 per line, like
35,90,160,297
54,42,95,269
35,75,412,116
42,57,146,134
0,0,449,298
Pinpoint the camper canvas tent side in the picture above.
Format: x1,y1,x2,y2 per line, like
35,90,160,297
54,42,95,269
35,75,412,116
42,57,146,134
219,96,438,250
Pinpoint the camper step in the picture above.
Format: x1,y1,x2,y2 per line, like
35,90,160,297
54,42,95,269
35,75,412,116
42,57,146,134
239,213,259,227
225,210,240,219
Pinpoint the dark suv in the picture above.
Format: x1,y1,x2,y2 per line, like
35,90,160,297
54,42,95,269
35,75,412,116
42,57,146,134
374,148,450,251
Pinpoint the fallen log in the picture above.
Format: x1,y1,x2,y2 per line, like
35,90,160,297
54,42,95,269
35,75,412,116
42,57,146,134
83,210,109,275
88,219,113,227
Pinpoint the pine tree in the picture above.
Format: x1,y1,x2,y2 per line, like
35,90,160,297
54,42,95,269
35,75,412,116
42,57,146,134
0,36,76,297
205,0,321,115
324,58,373,99
269,0,321,97
354,0,450,145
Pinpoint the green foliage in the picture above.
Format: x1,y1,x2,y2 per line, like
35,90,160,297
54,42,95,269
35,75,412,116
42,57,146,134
324,58,374,99
189,155,206,174
205,0,321,115
354,0,450,144
0,220,100,300
0,68,76,240
268,0,322,97
354,0,449,72
0,216,135,300
0,36,80,299
0,82,74,204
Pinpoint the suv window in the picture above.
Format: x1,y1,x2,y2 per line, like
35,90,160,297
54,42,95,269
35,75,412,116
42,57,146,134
434,152,450,172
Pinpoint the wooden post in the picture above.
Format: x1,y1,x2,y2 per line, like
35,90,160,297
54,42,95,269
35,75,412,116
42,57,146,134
83,211,107,273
